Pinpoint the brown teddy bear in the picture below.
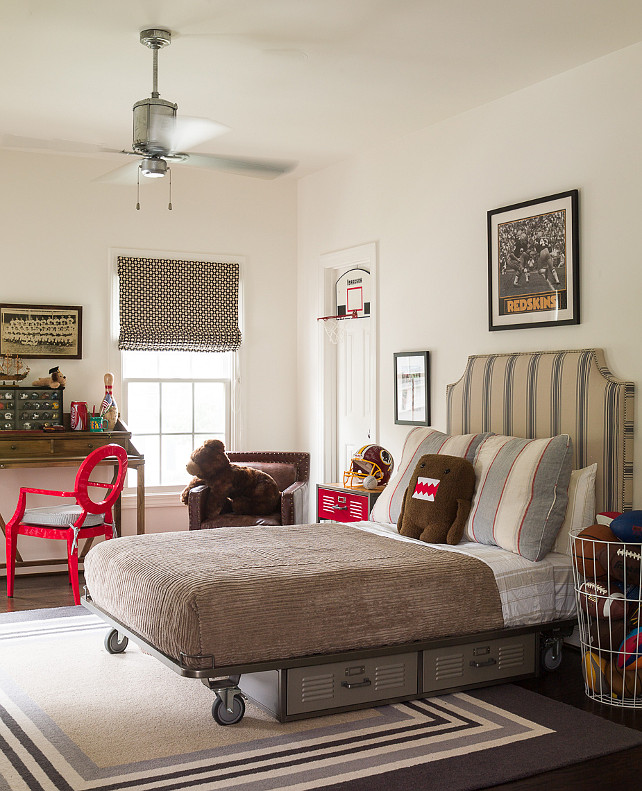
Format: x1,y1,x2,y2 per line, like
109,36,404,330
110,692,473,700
180,439,281,520
397,454,476,545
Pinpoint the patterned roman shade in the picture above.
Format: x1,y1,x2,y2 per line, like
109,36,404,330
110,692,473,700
117,256,242,352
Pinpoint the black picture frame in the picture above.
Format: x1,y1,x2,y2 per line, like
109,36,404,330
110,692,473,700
0,303,83,359
487,189,579,331
394,351,430,426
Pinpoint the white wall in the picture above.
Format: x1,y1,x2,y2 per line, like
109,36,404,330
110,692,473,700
298,42,642,506
1,150,297,567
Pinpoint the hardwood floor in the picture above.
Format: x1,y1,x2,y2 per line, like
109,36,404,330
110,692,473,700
0,570,84,612
1,574,641,789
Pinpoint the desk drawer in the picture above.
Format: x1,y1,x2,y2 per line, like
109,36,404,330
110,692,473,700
0,439,52,457
53,436,121,455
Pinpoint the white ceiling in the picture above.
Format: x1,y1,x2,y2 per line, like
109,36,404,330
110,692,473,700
2,0,642,179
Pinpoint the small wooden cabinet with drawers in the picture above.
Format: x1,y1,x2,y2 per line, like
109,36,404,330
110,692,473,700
316,482,384,523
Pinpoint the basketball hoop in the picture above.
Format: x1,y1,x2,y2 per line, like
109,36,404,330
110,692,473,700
317,310,359,344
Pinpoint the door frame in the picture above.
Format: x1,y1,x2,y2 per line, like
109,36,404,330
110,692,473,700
318,242,378,483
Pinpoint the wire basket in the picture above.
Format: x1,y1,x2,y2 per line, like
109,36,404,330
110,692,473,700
571,527,642,707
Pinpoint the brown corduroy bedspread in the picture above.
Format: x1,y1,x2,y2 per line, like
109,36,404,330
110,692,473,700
83,523,504,668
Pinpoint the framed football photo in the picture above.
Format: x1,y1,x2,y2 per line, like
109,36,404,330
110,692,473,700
487,190,579,331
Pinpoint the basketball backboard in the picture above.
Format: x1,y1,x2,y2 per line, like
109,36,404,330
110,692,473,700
335,268,370,317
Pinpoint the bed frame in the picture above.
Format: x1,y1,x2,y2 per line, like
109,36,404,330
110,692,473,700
83,348,634,725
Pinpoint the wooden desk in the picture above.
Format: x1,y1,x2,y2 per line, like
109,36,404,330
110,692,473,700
0,417,144,573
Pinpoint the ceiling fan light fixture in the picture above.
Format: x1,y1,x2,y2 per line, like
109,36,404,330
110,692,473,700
139,157,167,178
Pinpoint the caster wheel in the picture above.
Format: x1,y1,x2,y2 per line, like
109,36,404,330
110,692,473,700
212,695,245,725
541,641,563,672
104,628,129,654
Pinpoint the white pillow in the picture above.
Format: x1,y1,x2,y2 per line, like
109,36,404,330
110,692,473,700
464,433,573,562
551,464,597,555
370,427,491,525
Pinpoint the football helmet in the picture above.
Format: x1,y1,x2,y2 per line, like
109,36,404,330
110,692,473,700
343,444,394,488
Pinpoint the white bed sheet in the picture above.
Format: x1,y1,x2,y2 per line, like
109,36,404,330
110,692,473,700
350,520,576,628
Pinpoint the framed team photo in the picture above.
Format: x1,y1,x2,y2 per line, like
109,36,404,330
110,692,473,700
0,303,83,359
487,190,579,331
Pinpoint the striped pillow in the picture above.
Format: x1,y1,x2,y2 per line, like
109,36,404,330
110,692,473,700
552,463,597,555
370,427,491,525
464,434,573,561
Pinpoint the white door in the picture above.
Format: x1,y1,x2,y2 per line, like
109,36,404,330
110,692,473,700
336,316,372,480
320,243,377,485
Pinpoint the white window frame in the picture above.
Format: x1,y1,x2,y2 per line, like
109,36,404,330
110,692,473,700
108,247,244,501
122,364,234,494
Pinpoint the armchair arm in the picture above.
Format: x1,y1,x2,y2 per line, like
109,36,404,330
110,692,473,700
280,481,309,525
19,487,77,498
187,484,210,530
7,488,77,529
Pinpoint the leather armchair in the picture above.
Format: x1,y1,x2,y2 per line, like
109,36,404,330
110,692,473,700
187,451,310,529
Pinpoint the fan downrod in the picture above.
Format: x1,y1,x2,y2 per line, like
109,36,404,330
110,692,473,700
139,28,171,49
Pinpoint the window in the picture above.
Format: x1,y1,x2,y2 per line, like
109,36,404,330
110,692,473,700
122,349,235,489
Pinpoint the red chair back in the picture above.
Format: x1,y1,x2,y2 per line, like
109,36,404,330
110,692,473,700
74,444,128,515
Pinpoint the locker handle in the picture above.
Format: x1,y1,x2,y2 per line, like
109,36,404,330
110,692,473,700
341,677,372,689
470,658,496,668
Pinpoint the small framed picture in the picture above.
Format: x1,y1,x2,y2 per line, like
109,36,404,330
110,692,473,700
0,304,83,359
394,351,430,426
487,189,579,331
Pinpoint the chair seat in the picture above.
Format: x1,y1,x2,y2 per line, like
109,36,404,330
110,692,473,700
22,505,105,528
201,512,282,528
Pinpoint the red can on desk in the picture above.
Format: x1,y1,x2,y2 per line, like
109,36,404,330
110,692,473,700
70,401,88,431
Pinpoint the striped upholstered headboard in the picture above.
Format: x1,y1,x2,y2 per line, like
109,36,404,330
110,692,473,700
446,349,634,514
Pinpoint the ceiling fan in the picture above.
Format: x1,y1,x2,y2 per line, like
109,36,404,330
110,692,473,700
104,27,295,196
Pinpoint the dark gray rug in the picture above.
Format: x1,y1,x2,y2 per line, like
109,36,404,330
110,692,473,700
1,608,641,791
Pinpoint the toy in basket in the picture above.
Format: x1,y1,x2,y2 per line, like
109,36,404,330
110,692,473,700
573,512,642,707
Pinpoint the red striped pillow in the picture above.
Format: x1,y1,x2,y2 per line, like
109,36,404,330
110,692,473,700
464,434,573,561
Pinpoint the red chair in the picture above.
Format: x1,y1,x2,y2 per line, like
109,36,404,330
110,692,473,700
5,444,128,605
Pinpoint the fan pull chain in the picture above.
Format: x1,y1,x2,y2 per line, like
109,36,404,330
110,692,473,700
136,166,141,210
168,167,173,210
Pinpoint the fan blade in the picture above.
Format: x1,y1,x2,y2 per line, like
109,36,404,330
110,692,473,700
170,116,230,153
0,134,107,155
94,160,142,184
146,111,229,156
175,152,296,179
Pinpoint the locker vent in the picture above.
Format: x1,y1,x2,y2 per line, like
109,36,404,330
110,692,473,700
301,672,335,702
349,501,365,519
375,662,405,690
498,644,524,669
434,653,465,680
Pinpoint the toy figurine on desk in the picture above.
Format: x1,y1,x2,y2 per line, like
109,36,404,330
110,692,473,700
32,366,67,389
100,372,119,431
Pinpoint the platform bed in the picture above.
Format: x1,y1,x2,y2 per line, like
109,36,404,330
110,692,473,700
82,592,574,725
82,349,634,726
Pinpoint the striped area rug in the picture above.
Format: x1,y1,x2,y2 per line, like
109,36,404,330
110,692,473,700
1,608,641,791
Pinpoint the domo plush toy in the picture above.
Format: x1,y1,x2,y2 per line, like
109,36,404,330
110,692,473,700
180,439,281,521
397,454,476,545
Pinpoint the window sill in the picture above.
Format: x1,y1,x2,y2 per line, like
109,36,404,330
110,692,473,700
121,490,184,509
